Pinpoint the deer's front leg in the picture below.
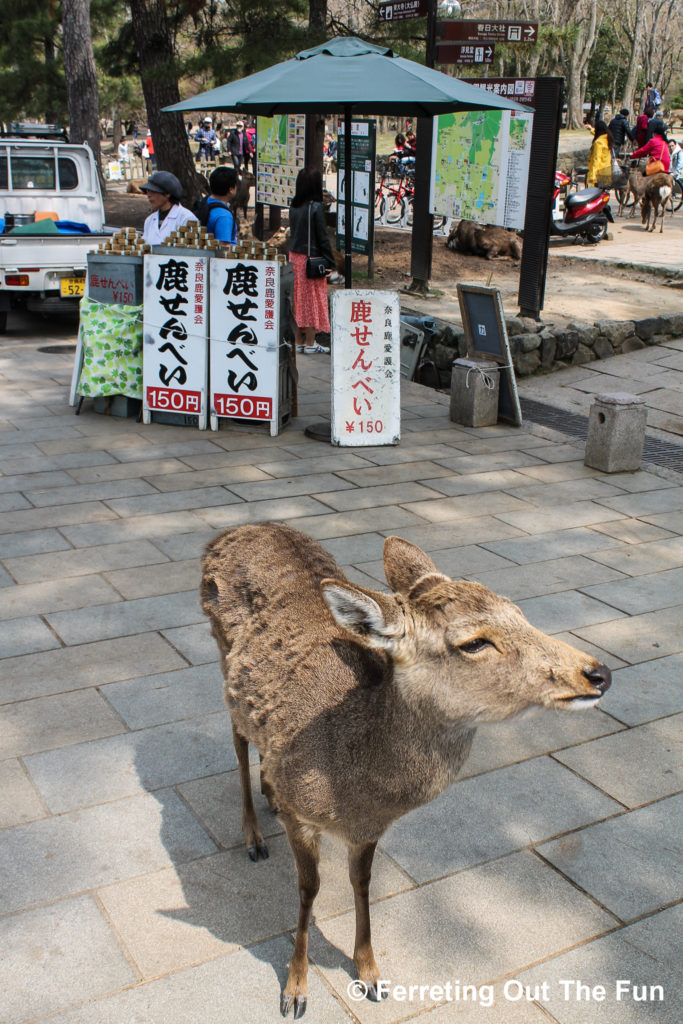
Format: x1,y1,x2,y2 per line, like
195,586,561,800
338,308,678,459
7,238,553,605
348,840,386,1002
281,814,321,1019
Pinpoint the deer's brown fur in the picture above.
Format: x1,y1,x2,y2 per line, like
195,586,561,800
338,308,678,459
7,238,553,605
619,165,673,231
201,523,611,1018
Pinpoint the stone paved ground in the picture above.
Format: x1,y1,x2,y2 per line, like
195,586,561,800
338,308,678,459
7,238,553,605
0,315,681,1024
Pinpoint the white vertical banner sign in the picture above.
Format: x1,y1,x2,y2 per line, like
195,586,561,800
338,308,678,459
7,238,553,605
331,290,400,446
142,254,209,428
209,258,281,436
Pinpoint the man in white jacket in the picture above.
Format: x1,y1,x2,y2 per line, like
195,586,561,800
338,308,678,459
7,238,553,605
141,172,198,245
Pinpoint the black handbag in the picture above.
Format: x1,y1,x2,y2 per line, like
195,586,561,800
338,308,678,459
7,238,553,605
305,203,329,279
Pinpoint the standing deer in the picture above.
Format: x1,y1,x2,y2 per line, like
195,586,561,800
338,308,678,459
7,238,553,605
201,524,612,1019
618,164,673,231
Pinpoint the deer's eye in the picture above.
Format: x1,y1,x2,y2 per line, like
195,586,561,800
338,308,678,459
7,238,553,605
458,638,492,654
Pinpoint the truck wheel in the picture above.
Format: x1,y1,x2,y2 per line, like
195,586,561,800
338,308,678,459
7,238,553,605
0,311,7,334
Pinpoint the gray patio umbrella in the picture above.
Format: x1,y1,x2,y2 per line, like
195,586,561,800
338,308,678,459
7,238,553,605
165,36,529,285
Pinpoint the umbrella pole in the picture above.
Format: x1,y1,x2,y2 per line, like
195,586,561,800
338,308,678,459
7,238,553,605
344,106,352,289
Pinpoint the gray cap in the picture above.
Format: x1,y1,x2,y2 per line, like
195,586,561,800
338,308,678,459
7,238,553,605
140,171,183,200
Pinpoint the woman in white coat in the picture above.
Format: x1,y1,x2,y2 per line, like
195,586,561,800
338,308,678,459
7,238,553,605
140,172,198,244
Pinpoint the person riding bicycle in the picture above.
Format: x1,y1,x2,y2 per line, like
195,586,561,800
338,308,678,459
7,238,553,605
668,138,683,183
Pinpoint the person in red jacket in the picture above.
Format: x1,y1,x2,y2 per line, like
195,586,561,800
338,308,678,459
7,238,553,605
634,105,653,147
631,124,671,174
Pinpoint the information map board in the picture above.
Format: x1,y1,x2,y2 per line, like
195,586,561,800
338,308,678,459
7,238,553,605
335,119,376,257
430,104,533,230
256,114,306,208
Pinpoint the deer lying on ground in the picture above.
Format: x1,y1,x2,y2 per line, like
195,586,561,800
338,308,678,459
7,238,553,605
201,524,612,1019
447,219,522,260
618,164,673,231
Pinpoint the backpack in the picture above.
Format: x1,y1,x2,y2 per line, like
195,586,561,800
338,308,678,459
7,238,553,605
650,88,662,107
194,196,230,227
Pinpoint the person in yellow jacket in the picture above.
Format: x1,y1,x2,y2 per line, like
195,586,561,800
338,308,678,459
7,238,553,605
586,121,615,187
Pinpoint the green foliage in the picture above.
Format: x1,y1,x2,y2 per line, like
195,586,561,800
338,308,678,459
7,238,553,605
0,0,66,122
586,22,626,105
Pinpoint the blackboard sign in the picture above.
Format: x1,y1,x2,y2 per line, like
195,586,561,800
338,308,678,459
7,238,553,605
456,284,522,425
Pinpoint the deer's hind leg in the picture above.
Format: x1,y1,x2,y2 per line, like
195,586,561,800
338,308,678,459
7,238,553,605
232,723,269,861
280,813,321,1019
348,841,385,1002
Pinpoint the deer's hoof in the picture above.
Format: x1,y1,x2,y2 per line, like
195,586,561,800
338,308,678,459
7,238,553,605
280,994,307,1018
247,841,269,861
366,983,387,1002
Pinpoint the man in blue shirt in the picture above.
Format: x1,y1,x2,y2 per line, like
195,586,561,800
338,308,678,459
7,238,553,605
199,166,239,245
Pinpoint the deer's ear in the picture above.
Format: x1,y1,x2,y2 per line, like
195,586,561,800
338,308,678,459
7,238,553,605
383,537,450,596
321,579,403,647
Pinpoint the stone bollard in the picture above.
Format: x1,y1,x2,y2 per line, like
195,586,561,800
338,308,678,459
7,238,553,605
584,393,647,472
450,358,500,428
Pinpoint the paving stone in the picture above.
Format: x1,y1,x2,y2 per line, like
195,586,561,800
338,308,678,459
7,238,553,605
418,469,535,497
402,491,531,524
66,456,189,483
104,485,246,518
378,517,524,552
24,712,235,812
0,528,72,559
518,590,625,634
59,509,209,548
581,566,683,615
152,528,218,561
258,453,375,479
518,904,681,1023
470,555,625,601
272,505,425,540
0,633,186,703
0,450,117,475
496,501,624,535
354,443,468,467
0,790,216,914
380,757,620,883
102,664,224,729
590,518,677,545
0,895,136,1024
418,990,553,1023
320,531,388,565
0,574,122,622
0,500,118,534
3,539,170,585
0,469,74,494
585,536,683,576
24,478,158,508
196,495,330,529
311,851,615,1024
575,604,683,662
1,689,126,758
0,758,46,827
460,709,624,779
45,589,205,645
144,463,270,492
96,834,412,980
161,621,216,664
177,765,286,850
180,445,298,471
600,654,683,725
359,544,515,585
224,472,357,503
0,615,61,658
551,631,627,670
513,460,602,482
553,714,682,807
538,795,682,919
40,938,352,1024
481,526,619,564
104,557,199,599
597,488,683,517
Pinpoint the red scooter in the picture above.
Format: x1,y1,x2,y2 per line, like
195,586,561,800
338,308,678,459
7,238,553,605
551,170,613,243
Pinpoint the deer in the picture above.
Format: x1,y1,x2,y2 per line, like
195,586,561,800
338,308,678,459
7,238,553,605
618,163,673,231
201,523,612,1019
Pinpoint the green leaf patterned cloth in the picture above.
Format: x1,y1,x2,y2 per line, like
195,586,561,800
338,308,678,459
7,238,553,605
77,297,143,398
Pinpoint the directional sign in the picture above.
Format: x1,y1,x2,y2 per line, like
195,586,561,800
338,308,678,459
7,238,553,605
378,0,425,22
436,43,495,65
437,19,538,44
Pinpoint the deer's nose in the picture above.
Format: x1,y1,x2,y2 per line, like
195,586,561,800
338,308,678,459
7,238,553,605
583,664,612,694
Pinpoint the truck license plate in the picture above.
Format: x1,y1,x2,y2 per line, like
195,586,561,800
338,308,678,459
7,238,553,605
60,276,85,297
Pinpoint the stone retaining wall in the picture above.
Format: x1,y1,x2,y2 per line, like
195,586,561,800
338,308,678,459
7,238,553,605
423,312,683,381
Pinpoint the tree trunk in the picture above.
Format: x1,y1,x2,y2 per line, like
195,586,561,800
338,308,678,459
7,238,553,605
566,0,600,128
309,0,327,36
129,0,204,208
619,0,645,113
61,0,102,178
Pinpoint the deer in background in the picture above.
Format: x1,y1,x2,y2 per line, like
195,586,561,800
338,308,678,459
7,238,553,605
618,163,673,231
201,523,612,1019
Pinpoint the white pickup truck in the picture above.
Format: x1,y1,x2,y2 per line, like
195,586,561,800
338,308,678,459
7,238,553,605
0,127,113,332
